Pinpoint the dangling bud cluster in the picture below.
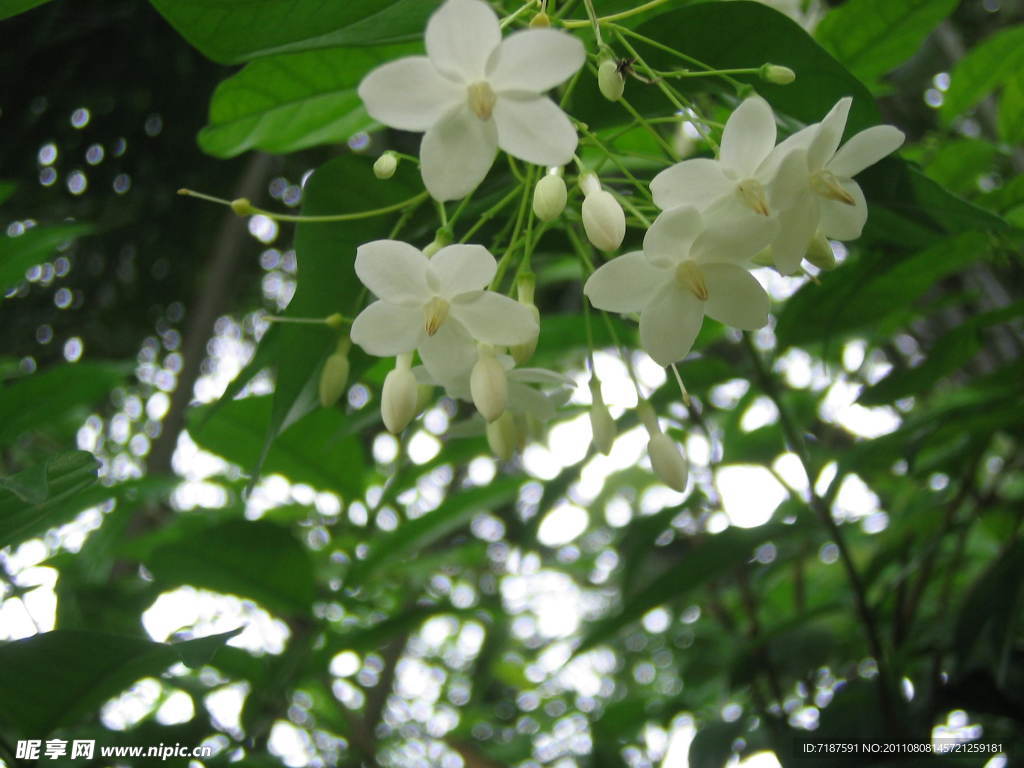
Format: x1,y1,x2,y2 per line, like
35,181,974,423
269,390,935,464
580,173,625,252
381,354,418,434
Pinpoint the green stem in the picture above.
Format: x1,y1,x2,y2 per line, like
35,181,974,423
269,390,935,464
490,168,536,290
563,0,672,28
459,186,521,243
575,121,655,204
179,188,430,223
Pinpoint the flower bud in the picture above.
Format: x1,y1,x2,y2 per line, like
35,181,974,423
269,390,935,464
532,174,567,222
529,10,550,27
381,363,418,434
578,172,601,198
373,151,398,179
415,383,435,415
470,350,507,423
318,350,351,408
230,197,256,217
487,411,521,460
598,58,625,102
589,381,616,455
647,432,688,492
805,233,837,271
582,190,625,252
760,63,796,85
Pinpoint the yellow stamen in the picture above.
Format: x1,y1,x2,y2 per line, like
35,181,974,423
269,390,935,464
675,260,708,301
736,178,770,216
467,81,497,121
423,297,450,336
811,169,855,205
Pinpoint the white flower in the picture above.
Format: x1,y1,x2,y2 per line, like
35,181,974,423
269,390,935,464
650,96,807,221
350,240,538,385
767,97,905,273
584,207,775,366
358,0,585,201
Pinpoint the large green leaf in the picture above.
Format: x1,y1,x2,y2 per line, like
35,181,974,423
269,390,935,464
576,523,795,654
148,0,442,64
0,0,54,20
187,395,364,498
0,629,239,736
0,361,126,448
0,223,91,295
940,24,1024,124
775,231,988,349
998,72,1024,145
198,44,415,158
0,451,100,550
144,519,315,617
816,0,958,86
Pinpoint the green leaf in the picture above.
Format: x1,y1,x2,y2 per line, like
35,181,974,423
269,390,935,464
941,24,1024,124
998,71,1024,145
922,138,999,197
0,630,238,736
0,451,100,550
0,180,15,205
0,0,54,20
352,478,521,581
187,395,364,498
0,223,91,295
0,361,126,448
576,524,795,654
816,0,958,86
144,519,315,617
198,44,415,158
776,231,988,349
148,0,443,64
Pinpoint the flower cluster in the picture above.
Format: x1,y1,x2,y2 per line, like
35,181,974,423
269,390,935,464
335,0,904,491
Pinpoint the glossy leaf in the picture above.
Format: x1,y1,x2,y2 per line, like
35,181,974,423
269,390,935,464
940,24,1024,124
0,0,54,20
816,0,958,86
199,44,416,158
998,72,1024,145
148,0,443,64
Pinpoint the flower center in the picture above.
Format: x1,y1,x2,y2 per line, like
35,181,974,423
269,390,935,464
675,260,708,301
423,296,450,336
810,169,855,205
736,178,770,216
467,81,497,121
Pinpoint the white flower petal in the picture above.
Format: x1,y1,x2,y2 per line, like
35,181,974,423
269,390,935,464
358,57,462,132
639,284,703,366
489,29,585,93
808,96,852,170
701,262,770,330
355,240,431,305
421,104,499,201
692,200,778,264
643,207,702,266
425,0,500,82
493,95,577,166
770,194,819,274
508,380,556,420
819,180,868,240
583,251,667,313
650,159,733,211
431,244,496,296
721,97,777,177
765,147,809,211
419,317,477,385
511,368,574,386
350,300,424,356
450,291,538,345
829,125,905,178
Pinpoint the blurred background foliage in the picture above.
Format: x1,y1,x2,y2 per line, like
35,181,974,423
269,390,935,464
0,0,1022,767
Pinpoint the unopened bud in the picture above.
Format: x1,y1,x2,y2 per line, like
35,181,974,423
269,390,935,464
647,432,688,492
589,381,616,455
805,233,836,271
415,383,435,415
318,349,351,408
532,174,567,222
470,349,507,423
381,362,418,434
487,411,521,460
760,63,796,85
578,172,601,198
598,58,625,101
582,190,626,252
230,197,256,217
529,10,550,27
373,152,398,179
